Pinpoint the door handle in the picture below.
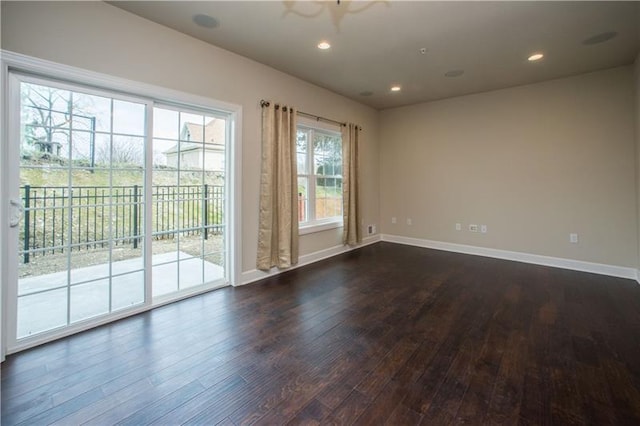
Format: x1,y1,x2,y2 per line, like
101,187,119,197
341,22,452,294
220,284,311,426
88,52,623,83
9,198,24,227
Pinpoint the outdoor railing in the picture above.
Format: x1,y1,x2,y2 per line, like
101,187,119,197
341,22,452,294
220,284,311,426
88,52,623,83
20,184,224,263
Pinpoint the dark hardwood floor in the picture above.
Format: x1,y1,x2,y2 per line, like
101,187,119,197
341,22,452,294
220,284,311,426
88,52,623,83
2,242,640,425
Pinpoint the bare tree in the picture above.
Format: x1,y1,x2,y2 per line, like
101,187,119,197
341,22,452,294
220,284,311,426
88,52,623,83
22,84,72,155
95,136,143,167
21,83,96,162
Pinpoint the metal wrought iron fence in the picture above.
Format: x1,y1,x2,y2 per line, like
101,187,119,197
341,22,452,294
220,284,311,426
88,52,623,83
20,184,224,263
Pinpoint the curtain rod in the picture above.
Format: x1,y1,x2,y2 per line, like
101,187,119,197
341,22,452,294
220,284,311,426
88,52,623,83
260,100,362,130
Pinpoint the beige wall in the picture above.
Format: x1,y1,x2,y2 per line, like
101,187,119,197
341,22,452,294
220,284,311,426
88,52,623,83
380,67,637,267
0,1,380,276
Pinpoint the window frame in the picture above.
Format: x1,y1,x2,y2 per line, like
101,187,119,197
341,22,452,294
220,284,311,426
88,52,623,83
296,118,343,235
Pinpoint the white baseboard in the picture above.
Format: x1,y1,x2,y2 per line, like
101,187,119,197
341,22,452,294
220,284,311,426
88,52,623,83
381,234,638,280
240,235,381,286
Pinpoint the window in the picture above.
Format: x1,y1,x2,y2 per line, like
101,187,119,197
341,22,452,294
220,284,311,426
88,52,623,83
297,121,343,233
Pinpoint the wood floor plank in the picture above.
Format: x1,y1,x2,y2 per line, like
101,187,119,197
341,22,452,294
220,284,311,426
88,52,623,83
150,374,249,425
2,242,640,425
286,398,332,426
321,388,370,425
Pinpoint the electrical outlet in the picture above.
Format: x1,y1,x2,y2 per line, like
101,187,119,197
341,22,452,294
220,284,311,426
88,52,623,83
407,218,412,226
570,233,578,243
469,224,478,232
480,225,487,234
367,224,376,235
455,223,462,231
391,217,397,224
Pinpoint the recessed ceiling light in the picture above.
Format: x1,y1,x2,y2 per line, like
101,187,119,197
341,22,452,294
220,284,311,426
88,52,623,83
390,85,401,92
193,14,218,29
582,31,618,45
445,70,464,77
317,41,331,50
528,53,544,62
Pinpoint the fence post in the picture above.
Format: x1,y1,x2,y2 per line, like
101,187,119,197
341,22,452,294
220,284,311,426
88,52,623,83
133,184,139,249
204,184,209,240
23,185,31,264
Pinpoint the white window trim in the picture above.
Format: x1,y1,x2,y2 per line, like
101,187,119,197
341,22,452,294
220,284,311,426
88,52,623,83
297,117,343,234
299,219,343,235
0,50,243,356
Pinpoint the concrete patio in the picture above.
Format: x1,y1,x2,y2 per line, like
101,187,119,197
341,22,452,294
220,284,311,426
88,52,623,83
17,251,224,338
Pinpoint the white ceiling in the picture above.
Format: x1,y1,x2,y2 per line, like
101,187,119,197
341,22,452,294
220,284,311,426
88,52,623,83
110,1,640,110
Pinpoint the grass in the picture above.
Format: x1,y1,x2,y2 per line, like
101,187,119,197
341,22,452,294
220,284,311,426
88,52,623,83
19,156,226,276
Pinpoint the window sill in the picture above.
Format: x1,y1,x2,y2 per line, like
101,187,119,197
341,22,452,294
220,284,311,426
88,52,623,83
299,220,343,236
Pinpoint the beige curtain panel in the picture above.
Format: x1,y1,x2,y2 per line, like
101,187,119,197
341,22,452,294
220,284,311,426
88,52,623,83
342,123,362,246
257,102,299,271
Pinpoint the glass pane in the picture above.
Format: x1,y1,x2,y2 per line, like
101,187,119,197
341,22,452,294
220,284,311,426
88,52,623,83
204,116,225,145
21,122,71,163
316,197,326,220
69,203,92,248
90,133,111,169
113,100,145,136
112,135,144,168
298,177,308,222
204,149,225,172
73,185,109,246
297,152,307,174
70,246,110,284
70,130,95,166
204,180,224,254
18,264,66,297
296,129,308,152
203,225,224,256
179,258,203,290
316,177,341,220
72,92,111,133
109,174,143,243
153,170,178,187
179,234,201,261
204,253,225,283
180,112,204,142
178,142,204,172
154,212,175,250
153,262,178,297
19,186,70,276
153,138,178,169
17,288,68,339
154,108,179,140
112,271,144,311
313,134,325,156
314,153,326,176
22,82,71,113
70,280,109,323
314,133,341,172
111,238,143,271
296,129,309,174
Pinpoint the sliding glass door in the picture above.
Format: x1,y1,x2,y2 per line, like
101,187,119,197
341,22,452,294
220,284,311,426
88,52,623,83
151,107,227,299
13,76,147,339
5,72,232,351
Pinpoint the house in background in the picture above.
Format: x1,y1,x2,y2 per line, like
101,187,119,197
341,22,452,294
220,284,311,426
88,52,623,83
164,119,225,172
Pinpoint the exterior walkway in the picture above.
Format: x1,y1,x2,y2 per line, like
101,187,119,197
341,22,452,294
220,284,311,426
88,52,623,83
17,251,224,338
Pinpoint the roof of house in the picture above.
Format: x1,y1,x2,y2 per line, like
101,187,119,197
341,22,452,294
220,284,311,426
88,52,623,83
164,119,225,154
